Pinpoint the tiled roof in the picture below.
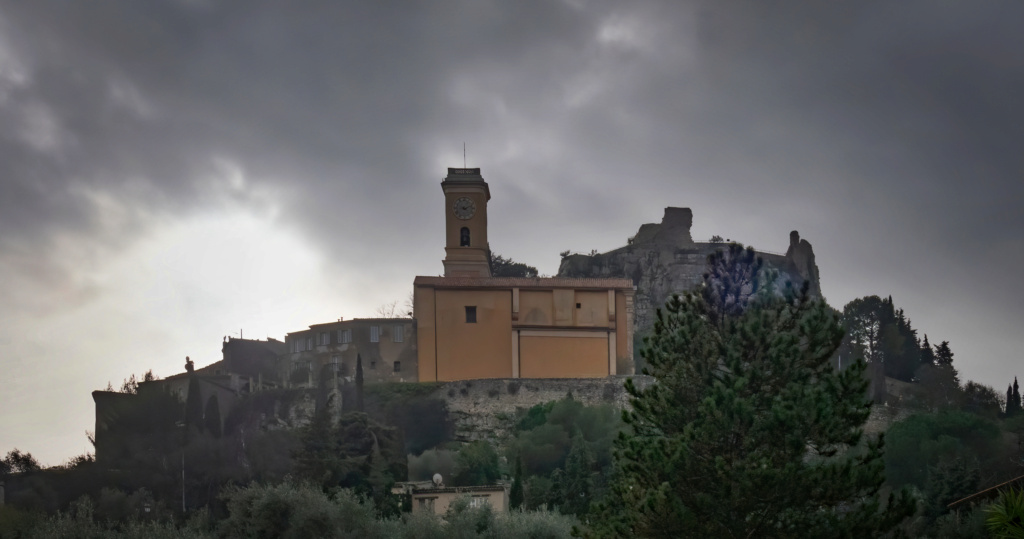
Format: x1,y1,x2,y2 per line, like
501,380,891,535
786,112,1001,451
413,276,634,290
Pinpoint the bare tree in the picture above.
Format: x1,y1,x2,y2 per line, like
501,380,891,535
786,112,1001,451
376,294,414,318
375,300,401,318
404,291,414,318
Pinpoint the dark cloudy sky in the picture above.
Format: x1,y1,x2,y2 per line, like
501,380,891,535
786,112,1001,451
1,1,1022,464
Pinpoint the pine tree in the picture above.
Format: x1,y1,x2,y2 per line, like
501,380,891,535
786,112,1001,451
934,341,955,367
840,296,886,400
584,243,914,538
920,335,936,366
918,341,960,409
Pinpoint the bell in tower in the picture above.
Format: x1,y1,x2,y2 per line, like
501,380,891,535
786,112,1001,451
441,168,491,278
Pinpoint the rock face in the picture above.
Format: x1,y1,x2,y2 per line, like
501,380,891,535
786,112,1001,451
558,208,821,336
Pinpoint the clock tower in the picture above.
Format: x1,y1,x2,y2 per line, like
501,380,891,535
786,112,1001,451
441,167,491,278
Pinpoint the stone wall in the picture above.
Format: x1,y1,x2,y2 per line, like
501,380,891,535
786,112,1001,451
233,387,343,432
558,207,821,334
245,377,652,450
428,376,654,443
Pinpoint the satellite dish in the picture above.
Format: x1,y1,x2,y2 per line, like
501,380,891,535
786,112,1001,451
432,473,443,486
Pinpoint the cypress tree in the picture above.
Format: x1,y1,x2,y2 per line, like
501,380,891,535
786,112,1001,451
895,310,920,381
562,429,594,517
1010,377,1022,417
510,456,525,510
184,373,204,436
584,243,914,538
203,395,222,438
355,353,365,412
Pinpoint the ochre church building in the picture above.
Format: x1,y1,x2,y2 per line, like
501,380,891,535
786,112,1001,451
414,168,635,382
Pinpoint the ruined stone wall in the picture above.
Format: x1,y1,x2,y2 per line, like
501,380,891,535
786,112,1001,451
558,208,821,334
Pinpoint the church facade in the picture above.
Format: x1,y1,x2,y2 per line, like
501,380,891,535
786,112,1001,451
414,168,635,382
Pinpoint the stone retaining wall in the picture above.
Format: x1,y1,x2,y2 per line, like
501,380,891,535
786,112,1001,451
429,376,654,442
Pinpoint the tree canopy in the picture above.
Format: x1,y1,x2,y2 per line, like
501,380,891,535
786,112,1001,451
489,252,538,278
585,243,913,538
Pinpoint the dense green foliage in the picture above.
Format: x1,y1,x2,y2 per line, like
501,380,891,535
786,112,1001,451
363,382,452,455
296,410,406,513
839,295,926,384
586,244,914,537
452,441,500,486
9,245,1024,537
885,411,1002,489
10,483,578,538
507,397,622,512
833,289,1024,535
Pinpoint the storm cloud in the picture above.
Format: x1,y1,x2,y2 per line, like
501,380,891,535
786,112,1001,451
1,0,1022,463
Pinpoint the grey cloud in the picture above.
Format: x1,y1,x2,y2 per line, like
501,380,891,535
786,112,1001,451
0,0,1021,385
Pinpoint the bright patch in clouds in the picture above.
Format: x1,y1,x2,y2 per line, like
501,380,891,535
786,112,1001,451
0,209,356,465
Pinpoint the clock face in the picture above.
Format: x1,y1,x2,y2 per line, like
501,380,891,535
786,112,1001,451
453,197,476,220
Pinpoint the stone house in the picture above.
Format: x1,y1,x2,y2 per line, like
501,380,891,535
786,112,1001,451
282,318,418,386
392,480,510,515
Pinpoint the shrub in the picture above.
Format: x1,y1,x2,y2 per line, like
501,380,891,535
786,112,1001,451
986,487,1024,539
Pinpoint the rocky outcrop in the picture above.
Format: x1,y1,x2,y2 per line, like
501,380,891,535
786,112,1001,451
557,208,821,334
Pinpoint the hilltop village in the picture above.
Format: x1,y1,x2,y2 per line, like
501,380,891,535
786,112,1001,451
92,167,819,461
92,168,816,448
14,168,1017,537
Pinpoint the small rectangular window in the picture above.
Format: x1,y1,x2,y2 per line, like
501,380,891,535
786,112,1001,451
370,359,377,370
393,361,401,372
465,306,477,323
370,326,380,342
330,355,340,371
319,332,329,346
393,325,404,343
306,336,313,350
337,329,352,344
